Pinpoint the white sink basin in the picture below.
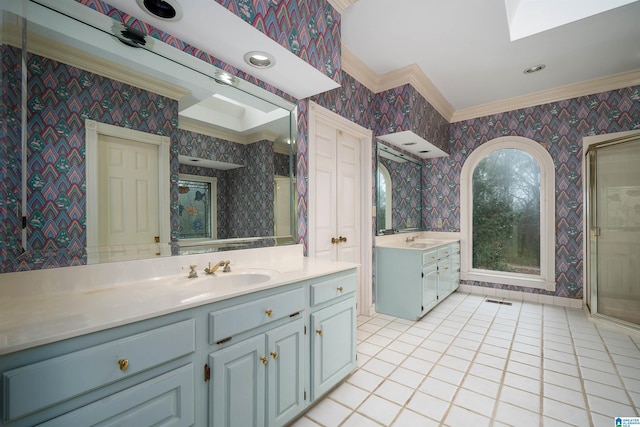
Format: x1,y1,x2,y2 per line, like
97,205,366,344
168,269,275,287
414,239,442,245
210,272,272,287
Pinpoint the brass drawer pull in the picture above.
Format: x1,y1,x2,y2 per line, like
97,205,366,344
265,309,273,317
118,359,129,371
270,352,278,360
337,286,343,292
316,329,323,336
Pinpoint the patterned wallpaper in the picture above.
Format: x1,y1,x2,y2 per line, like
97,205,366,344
378,155,422,230
426,85,640,298
1,45,22,271
374,84,449,152
78,0,296,103
215,0,341,86
1,53,176,272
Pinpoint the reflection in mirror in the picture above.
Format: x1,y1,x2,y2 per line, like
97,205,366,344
0,0,297,273
376,141,423,235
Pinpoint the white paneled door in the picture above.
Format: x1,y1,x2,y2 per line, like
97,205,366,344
309,102,373,315
312,120,360,263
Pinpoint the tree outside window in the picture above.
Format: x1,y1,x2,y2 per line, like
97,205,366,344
472,149,541,275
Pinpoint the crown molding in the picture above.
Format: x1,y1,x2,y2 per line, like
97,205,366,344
343,46,640,124
327,0,359,14
450,68,640,122
342,47,455,121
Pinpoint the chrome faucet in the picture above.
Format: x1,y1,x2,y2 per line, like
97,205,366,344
204,260,231,275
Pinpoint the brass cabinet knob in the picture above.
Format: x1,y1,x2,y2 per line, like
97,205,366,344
260,356,268,365
265,309,273,317
337,286,343,292
331,237,338,244
340,236,347,243
270,351,278,360
316,329,323,336
118,359,129,371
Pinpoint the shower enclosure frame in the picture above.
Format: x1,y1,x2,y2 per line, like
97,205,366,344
583,129,640,328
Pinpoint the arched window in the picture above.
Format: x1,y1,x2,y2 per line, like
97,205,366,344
377,163,393,231
460,136,555,291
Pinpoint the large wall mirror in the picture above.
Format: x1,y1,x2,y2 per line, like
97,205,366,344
0,0,297,272
376,141,423,235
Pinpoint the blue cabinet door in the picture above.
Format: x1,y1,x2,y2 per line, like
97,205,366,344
310,297,356,400
210,335,266,427
266,319,305,427
422,264,438,314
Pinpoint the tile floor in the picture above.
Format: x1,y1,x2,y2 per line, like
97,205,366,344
292,292,640,427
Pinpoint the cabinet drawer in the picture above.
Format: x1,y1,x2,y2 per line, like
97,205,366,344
310,272,357,306
2,320,195,422
209,287,304,344
422,250,438,265
40,364,194,427
437,246,452,259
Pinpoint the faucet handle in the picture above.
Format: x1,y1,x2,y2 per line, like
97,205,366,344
188,264,198,278
222,260,231,273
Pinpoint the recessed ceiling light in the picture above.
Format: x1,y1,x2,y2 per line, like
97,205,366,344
402,142,417,146
523,64,545,74
136,0,183,21
244,51,275,69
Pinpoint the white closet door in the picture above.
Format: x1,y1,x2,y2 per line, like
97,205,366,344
313,119,338,260
336,130,361,264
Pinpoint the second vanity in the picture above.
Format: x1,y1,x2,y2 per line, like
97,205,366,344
0,245,357,427
375,233,461,321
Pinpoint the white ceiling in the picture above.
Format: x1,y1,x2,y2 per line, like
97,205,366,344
341,0,640,111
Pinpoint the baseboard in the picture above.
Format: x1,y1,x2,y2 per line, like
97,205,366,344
458,284,583,309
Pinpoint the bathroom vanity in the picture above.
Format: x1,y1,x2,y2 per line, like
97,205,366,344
375,237,460,321
0,246,358,427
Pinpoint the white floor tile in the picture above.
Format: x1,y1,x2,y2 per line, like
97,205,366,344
387,366,425,389
453,388,496,417
305,398,352,427
341,412,383,427
307,293,640,427
444,404,491,427
391,409,439,427
329,382,371,410
405,391,450,421
356,394,402,426
543,398,590,426
374,380,414,406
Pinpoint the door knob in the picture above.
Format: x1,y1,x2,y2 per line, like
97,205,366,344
331,237,338,244
260,356,268,365
270,351,278,360
118,359,129,371
339,236,347,243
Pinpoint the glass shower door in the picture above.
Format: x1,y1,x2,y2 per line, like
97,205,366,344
589,137,640,326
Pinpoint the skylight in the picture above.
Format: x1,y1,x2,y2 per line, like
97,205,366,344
505,0,639,41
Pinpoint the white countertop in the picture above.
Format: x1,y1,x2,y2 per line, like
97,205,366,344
0,245,358,355
375,231,461,251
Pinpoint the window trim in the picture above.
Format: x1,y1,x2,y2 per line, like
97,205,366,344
460,136,556,291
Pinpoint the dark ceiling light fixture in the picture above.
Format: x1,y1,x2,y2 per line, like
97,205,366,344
419,150,430,153
402,142,417,146
136,0,183,21
523,64,546,74
112,23,147,48
244,51,276,69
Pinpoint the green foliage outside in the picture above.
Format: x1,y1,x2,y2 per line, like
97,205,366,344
472,149,541,274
